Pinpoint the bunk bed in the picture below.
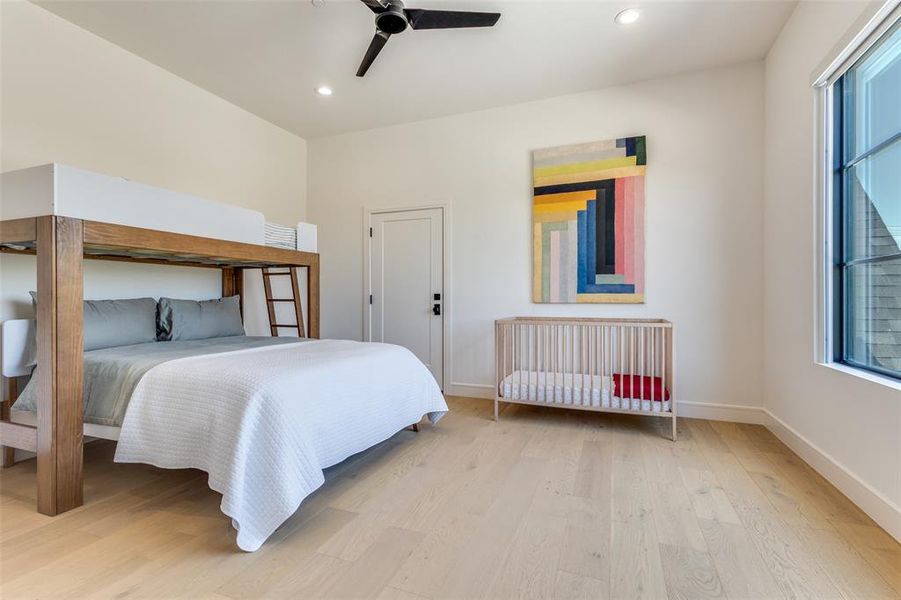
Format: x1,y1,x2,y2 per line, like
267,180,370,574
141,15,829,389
0,165,448,551
0,214,322,516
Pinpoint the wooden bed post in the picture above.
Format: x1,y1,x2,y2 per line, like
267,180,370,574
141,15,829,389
308,256,320,339
35,216,84,515
222,267,244,316
669,326,676,442
2,377,17,467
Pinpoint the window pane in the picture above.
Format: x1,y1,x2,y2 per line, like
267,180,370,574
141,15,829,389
845,21,901,160
844,256,901,377
843,139,901,262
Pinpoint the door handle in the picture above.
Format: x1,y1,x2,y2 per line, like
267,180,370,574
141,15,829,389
433,303,441,316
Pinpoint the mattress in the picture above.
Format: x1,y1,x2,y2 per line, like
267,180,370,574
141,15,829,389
500,370,671,413
0,164,266,245
14,336,306,426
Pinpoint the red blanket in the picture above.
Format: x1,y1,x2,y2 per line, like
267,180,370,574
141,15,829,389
613,373,670,401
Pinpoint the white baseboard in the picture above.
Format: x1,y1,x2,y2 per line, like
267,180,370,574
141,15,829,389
446,382,493,399
444,387,765,425
764,409,901,542
676,401,765,424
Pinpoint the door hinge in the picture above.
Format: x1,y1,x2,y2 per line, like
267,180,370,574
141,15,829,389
369,227,373,237
369,294,373,305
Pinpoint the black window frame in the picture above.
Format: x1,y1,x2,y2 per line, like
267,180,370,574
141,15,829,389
830,23,901,382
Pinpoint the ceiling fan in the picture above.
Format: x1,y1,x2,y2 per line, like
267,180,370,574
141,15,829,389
356,0,501,77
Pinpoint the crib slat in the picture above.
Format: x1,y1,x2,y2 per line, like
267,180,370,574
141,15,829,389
539,324,544,403
637,325,642,410
531,324,536,399
502,323,506,398
584,326,588,406
495,321,501,395
630,326,635,410
564,324,567,404
574,325,579,406
604,325,608,393
589,325,594,407
562,327,573,404
579,325,584,406
655,326,660,406
600,326,605,404
618,326,623,408
602,325,607,406
651,326,656,405
514,323,519,400
596,326,601,379
660,329,673,410
579,325,587,406
520,324,524,399
563,325,568,405
571,323,577,406
549,324,553,403
545,324,550,403
521,324,525,400
551,325,560,404
640,325,646,411
544,325,548,398
528,324,532,401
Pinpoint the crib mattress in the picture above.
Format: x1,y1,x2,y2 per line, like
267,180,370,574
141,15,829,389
499,370,671,413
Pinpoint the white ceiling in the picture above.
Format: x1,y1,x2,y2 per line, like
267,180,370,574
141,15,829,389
38,0,796,138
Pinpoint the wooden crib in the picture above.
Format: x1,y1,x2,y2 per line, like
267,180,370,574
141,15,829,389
494,317,676,440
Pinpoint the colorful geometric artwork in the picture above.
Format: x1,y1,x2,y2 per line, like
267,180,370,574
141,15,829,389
532,136,646,303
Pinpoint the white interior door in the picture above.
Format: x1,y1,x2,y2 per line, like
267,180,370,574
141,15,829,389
368,207,444,388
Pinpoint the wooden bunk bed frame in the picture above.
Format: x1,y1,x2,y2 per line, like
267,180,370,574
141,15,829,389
0,215,320,517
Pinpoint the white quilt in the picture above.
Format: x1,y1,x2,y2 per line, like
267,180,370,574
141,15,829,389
114,340,448,552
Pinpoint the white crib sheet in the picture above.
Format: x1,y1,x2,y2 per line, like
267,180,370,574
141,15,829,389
500,370,670,413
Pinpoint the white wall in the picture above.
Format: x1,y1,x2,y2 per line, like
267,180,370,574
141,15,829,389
309,62,766,417
0,1,308,335
764,1,900,538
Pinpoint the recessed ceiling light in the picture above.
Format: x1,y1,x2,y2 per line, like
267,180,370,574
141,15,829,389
614,8,641,25
315,86,333,96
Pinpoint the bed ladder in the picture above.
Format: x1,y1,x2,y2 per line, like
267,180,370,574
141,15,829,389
261,267,305,337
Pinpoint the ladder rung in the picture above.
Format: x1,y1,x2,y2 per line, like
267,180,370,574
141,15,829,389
271,323,299,328
266,298,295,302
262,272,292,277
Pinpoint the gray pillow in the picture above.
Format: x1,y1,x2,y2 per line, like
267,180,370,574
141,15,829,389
29,293,158,352
157,296,245,341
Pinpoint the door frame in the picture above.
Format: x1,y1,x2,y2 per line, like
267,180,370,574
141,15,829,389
363,203,451,391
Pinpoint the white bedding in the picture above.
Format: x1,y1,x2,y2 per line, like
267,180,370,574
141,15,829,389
114,339,447,552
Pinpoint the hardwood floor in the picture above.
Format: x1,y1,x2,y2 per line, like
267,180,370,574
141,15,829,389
1,396,898,599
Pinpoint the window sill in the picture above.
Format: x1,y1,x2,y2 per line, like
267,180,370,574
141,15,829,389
817,361,901,392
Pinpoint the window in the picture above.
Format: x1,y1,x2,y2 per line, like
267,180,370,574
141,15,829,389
831,19,901,381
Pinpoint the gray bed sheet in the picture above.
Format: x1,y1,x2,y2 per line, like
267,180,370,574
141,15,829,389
15,336,308,427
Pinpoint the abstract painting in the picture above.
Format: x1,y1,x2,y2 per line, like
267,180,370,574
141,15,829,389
532,136,646,303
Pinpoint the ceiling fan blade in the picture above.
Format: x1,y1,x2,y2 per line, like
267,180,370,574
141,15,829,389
359,0,387,13
356,31,391,77
405,8,500,30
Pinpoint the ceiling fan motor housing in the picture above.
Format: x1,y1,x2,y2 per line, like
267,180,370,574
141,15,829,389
376,0,408,34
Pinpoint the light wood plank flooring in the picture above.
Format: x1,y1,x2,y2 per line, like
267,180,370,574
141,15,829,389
1,397,898,599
